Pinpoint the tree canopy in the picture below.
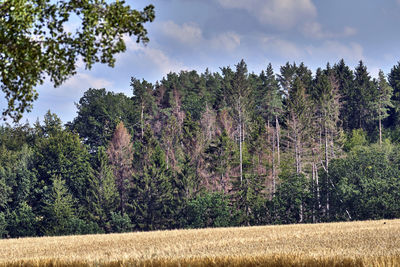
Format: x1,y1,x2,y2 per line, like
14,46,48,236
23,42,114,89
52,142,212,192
0,0,155,121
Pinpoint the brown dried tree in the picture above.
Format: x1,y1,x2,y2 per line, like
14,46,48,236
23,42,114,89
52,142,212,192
107,122,133,213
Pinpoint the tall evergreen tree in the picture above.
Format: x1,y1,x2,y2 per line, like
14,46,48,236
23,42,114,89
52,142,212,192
131,78,155,139
87,146,119,230
388,62,400,127
333,59,354,132
226,60,252,184
353,61,376,131
129,126,184,230
34,112,93,215
42,176,76,236
375,70,393,144
286,77,311,175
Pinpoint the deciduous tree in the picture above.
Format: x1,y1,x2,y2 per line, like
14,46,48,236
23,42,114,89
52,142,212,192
1,0,155,121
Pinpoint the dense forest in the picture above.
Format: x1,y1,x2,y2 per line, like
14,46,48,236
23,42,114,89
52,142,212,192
2,59,400,238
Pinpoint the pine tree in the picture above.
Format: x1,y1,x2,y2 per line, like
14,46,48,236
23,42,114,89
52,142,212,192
388,62,400,127
131,78,155,139
43,176,76,236
353,61,376,131
87,146,119,230
375,71,394,144
107,122,133,213
205,130,236,193
257,63,283,192
286,77,311,175
129,127,184,230
333,59,354,132
34,113,94,214
226,60,252,185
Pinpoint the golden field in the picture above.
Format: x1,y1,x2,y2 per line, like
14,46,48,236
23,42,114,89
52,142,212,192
1,219,400,266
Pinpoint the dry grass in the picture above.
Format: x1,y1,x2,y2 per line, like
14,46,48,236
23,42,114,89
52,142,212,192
1,219,400,266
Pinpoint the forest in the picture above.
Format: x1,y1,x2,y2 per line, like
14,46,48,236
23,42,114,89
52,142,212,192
1,59,400,238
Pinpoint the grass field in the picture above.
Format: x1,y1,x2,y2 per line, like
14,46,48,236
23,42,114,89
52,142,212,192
1,219,400,266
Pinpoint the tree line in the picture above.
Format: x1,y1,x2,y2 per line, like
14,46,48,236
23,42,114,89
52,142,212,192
1,59,400,237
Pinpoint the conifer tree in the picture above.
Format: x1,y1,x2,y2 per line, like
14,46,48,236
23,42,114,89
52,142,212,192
257,64,283,192
388,62,400,127
131,78,155,139
87,146,119,230
375,70,394,144
34,113,94,214
205,130,236,192
333,59,354,132
353,61,376,131
107,122,133,213
129,126,184,230
226,60,252,184
43,176,76,236
286,77,311,175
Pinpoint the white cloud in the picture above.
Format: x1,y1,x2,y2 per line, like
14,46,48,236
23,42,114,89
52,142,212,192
343,26,357,37
217,0,317,28
302,22,357,39
160,21,203,45
261,36,303,59
63,73,113,90
158,21,241,52
122,36,186,77
306,41,364,62
211,32,241,51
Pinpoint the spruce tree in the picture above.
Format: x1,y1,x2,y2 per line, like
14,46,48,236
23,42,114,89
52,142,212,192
87,146,119,230
129,126,183,230
388,62,400,127
42,176,76,236
375,70,393,144
107,121,133,213
333,59,354,132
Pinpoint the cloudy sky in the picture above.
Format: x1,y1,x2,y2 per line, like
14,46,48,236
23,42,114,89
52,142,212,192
4,0,400,124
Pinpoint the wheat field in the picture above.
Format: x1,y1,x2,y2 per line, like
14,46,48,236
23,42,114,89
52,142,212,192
1,219,400,266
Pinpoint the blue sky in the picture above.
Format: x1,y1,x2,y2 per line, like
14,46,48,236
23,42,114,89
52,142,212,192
3,0,400,124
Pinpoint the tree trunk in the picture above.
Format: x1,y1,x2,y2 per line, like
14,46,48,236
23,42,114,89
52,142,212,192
275,115,280,167
239,101,243,185
325,120,329,171
141,103,144,139
379,116,382,145
272,124,276,195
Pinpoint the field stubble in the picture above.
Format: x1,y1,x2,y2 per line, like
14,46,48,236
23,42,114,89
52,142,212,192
1,219,400,266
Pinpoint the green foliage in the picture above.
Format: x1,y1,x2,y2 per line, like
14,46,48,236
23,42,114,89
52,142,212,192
0,170,11,211
87,146,119,229
325,143,400,220
204,130,235,191
272,172,312,224
343,129,368,152
388,61,400,127
7,202,37,237
1,0,155,121
35,114,94,212
110,212,133,233
69,88,136,151
186,192,232,228
129,127,184,231
4,60,400,236
333,59,355,132
67,217,103,235
42,176,76,236
0,212,7,238
255,63,283,121
375,70,394,122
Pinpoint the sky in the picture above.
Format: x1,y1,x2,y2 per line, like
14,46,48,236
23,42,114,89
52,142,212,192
3,0,400,124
